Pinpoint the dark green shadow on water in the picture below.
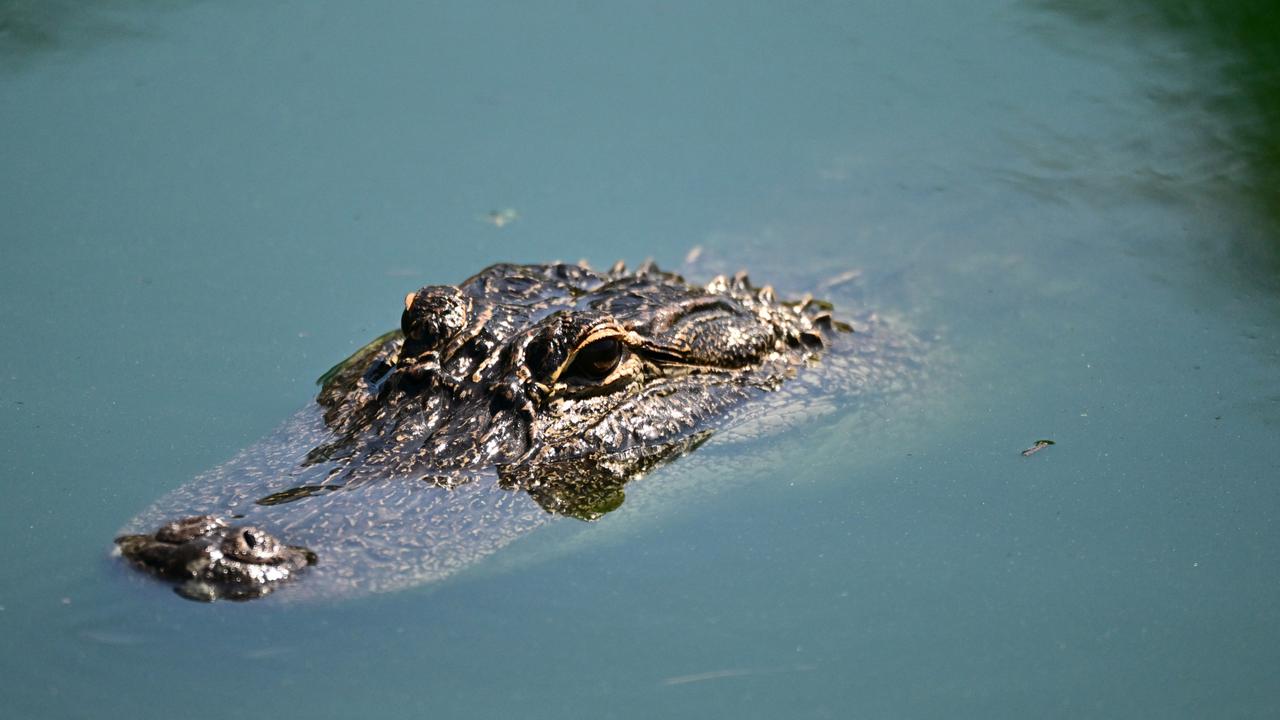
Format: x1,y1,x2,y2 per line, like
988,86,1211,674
0,0,167,66
1042,0,1280,291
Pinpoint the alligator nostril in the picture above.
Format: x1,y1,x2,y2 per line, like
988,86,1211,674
220,526,282,562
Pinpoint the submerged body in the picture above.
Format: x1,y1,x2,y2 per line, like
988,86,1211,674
116,261,918,601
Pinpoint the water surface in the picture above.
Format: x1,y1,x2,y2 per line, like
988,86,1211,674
2,1,1278,717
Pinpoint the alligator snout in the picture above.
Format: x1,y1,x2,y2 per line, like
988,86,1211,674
115,515,316,602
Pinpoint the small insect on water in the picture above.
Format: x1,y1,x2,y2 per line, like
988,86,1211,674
1020,439,1055,457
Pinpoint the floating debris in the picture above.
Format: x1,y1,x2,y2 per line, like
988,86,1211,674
818,268,863,290
659,664,816,687
1021,439,1055,457
481,208,519,228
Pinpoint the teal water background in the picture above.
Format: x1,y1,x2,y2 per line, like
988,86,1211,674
3,1,1279,717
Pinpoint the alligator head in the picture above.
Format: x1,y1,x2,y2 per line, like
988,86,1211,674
116,261,865,600
308,261,847,493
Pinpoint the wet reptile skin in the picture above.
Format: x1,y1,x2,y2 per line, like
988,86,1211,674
115,261,919,601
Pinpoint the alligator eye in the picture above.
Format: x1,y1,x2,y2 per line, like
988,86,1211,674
565,337,624,381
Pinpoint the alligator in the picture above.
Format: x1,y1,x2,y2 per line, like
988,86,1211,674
114,260,919,601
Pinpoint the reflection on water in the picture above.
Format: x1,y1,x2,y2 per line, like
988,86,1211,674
1040,0,1280,289
0,0,154,63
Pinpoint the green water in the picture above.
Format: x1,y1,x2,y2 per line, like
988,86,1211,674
2,1,1278,717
